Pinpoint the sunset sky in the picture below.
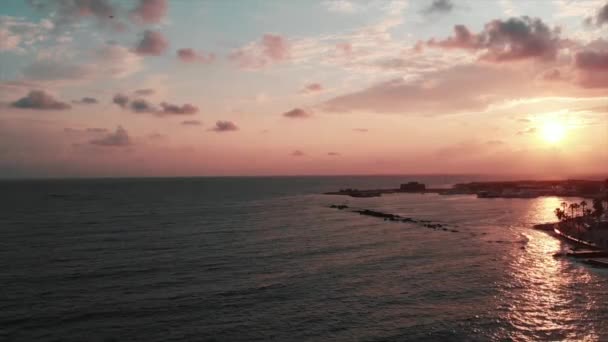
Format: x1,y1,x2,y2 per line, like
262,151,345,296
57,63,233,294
1,0,607,178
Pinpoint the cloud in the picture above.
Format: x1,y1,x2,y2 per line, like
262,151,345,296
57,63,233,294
86,128,108,133
134,88,155,96
0,16,52,51
177,48,215,63
74,97,98,104
301,83,324,94
585,2,608,27
31,0,117,29
63,127,83,134
328,152,341,156
324,64,535,115
112,94,199,115
229,34,290,69
0,27,20,51
135,30,168,55
423,0,454,14
425,16,563,62
130,98,156,113
291,150,306,157
181,120,202,126
575,50,608,71
11,90,71,110
574,49,608,88
323,0,359,13
147,132,166,140
335,42,352,56
517,127,536,135
540,69,563,82
353,128,369,132
598,2,608,26
113,94,129,108
282,108,313,118
27,0,167,30
96,44,143,78
485,140,504,146
22,60,94,82
90,126,131,147
131,0,168,24
211,120,239,132
19,44,142,83
159,102,199,115
262,34,290,61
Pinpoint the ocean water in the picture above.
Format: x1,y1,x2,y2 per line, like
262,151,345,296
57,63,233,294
1,176,607,341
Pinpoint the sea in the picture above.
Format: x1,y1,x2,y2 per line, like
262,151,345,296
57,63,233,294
1,175,607,341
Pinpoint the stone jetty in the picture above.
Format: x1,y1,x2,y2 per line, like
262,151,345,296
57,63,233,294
329,205,459,233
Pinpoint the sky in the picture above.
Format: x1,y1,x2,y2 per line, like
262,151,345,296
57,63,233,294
0,0,607,178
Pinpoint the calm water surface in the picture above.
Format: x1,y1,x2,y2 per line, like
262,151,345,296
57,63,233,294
1,176,607,341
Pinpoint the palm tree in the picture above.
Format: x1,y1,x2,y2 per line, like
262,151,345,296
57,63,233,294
570,203,580,218
580,200,588,217
561,201,568,212
593,198,604,217
554,208,565,221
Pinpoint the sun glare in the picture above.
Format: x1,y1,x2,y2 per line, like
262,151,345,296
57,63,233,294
541,121,566,144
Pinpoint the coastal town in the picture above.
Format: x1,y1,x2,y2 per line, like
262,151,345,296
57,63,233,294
326,179,608,267
325,179,607,199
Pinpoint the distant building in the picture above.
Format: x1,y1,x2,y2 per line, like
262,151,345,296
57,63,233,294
400,182,426,192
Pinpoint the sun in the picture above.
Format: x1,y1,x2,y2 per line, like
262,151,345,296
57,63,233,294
541,121,566,144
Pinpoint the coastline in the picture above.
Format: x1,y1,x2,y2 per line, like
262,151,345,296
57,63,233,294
324,179,607,199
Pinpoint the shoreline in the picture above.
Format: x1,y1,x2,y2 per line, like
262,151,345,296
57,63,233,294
324,179,606,200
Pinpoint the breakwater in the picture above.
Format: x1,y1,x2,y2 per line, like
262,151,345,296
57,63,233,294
329,204,459,233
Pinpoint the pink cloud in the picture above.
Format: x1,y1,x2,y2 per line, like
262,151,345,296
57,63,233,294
574,50,608,88
336,42,352,56
22,59,94,82
130,98,156,112
291,150,305,157
73,97,98,104
262,34,289,61
131,0,168,24
282,108,313,118
177,48,215,63
134,88,155,96
112,93,199,115
229,34,290,69
301,83,323,94
135,30,168,55
324,65,536,115
211,121,239,132
159,102,198,115
427,25,478,50
28,0,167,29
575,50,608,71
540,69,563,82
90,126,131,147
425,17,563,62
181,120,202,126
11,90,71,110
113,93,129,108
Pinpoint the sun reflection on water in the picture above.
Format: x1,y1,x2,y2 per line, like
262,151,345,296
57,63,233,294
499,196,600,341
